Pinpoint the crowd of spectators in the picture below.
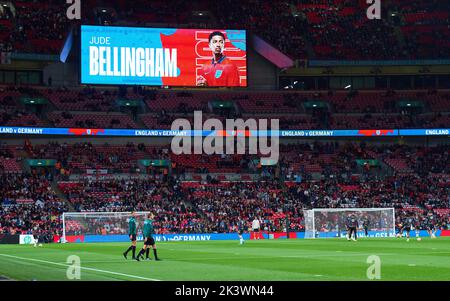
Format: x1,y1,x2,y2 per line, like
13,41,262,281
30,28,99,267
1,1,449,242
4,0,72,54
0,173,68,238
1,1,448,60
27,141,170,177
1,166,448,238
390,0,450,59
1,86,450,131
304,1,406,60
1,138,448,239
60,177,204,235
211,0,308,59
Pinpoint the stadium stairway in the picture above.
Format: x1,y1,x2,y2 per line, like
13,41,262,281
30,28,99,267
51,180,75,211
364,149,401,177
11,145,75,210
182,193,209,222
303,31,317,60
393,26,407,53
135,114,149,129
181,199,197,216
40,99,61,127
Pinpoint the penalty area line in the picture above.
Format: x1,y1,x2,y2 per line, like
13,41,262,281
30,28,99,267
0,253,160,281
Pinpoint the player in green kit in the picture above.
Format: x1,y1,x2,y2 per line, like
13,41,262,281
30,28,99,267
136,213,161,261
123,211,137,260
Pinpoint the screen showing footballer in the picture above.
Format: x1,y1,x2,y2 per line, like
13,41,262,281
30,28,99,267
80,25,247,87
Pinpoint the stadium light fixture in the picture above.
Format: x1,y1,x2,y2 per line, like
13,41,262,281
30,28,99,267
407,103,411,106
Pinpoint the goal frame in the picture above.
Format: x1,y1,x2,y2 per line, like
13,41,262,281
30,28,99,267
303,208,395,239
62,211,150,243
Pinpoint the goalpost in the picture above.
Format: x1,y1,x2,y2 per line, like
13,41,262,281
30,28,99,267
303,208,395,239
62,211,149,243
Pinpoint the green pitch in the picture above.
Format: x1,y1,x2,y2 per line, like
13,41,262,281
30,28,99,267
0,238,449,281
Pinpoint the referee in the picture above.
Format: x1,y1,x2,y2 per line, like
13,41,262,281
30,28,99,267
136,213,160,261
123,211,137,260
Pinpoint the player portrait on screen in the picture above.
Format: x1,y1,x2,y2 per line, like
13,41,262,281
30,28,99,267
196,31,240,87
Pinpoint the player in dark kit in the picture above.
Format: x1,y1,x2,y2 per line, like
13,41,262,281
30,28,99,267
346,214,359,241
401,217,414,242
136,213,160,261
237,218,246,245
363,218,370,237
196,31,240,87
123,211,137,259
426,215,437,239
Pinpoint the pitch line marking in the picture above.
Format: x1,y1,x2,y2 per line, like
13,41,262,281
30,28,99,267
0,274,13,281
0,254,161,281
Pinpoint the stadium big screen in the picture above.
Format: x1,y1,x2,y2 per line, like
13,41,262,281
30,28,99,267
80,25,247,87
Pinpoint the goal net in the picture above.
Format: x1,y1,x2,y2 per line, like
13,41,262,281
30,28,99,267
62,212,149,243
303,208,395,239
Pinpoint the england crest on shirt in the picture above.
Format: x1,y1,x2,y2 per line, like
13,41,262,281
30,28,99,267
215,70,223,79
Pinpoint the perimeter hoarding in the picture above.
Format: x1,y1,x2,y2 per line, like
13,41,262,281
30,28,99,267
1,126,449,137
55,230,442,243
80,25,247,87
